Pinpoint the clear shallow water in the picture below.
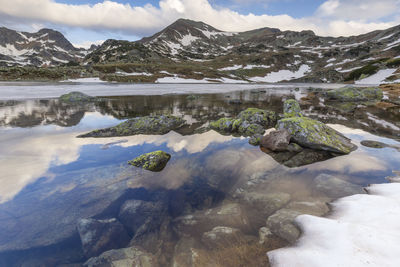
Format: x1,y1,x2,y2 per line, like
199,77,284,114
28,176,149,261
0,87,399,266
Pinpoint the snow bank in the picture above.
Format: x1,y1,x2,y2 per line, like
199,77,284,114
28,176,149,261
355,69,397,85
61,77,104,83
268,181,400,267
250,65,311,83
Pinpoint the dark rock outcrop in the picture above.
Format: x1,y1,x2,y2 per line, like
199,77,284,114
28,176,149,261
260,129,291,152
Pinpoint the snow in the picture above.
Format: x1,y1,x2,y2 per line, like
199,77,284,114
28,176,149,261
249,64,311,83
155,75,248,84
199,29,235,38
268,182,400,267
355,69,397,85
385,38,400,50
115,71,152,76
61,77,104,83
219,64,271,71
219,65,242,71
377,32,395,41
180,33,200,46
336,66,361,73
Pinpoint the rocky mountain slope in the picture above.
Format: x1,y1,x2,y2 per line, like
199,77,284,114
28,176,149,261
0,27,91,67
1,19,400,83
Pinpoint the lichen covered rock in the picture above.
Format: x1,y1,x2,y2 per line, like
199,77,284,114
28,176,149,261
237,108,278,128
325,87,383,102
78,115,185,137
283,99,303,118
84,246,154,267
209,118,236,133
59,91,97,103
128,150,171,172
276,116,357,154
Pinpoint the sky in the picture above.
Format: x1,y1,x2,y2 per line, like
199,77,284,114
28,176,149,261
0,0,399,48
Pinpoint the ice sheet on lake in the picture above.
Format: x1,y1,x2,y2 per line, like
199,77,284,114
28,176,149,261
268,182,400,267
0,82,355,100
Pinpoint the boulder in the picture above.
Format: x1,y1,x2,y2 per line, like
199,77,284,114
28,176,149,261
260,129,291,152
266,209,301,243
77,218,130,258
209,118,236,133
276,116,357,154
128,151,171,172
237,121,265,136
118,200,164,236
283,99,303,118
237,108,278,128
59,91,97,103
325,87,383,102
258,227,273,244
78,115,185,137
84,246,154,267
201,226,241,248
314,174,365,198
249,134,263,146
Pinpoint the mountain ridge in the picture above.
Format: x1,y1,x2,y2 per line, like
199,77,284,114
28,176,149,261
1,19,400,84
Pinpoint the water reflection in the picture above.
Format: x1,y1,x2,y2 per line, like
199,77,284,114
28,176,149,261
0,89,399,266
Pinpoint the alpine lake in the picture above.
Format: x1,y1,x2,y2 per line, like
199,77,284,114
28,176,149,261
0,83,399,267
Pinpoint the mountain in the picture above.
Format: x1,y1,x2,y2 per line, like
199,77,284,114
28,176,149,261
0,27,88,67
83,19,400,83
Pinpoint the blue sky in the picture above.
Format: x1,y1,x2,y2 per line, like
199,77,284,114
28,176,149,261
0,0,398,48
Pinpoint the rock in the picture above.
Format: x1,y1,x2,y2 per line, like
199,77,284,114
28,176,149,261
314,174,365,198
242,192,291,217
260,129,291,152
118,200,164,236
283,99,303,118
172,237,201,267
287,143,303,153
325,87,383,102
209,118,236,133
128,151,171,172
236,121,265,136
59,92,97,103
361,140,400,151
249,134,262,146
266,209,301,243
84,246,154,267
258,227,273,244
237,108,278,128
201,226,241,248
78,115,185,137
283,149,333,168
77,218,130,258
276,116,357,154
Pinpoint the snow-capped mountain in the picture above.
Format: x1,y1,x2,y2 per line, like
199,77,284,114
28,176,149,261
83,19,400,83
0,27,89,67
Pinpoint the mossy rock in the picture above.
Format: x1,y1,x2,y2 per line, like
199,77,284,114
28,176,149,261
128,151,171,172
237,121,265,136
78,115,185,137
276,117,357,154
209,118,236,133
249,135,262,146
59,91,97,103
283,99,303,118
325,87,383,102
237,108,278,128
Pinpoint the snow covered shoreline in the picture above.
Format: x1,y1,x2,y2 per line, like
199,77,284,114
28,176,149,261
268,176,400,267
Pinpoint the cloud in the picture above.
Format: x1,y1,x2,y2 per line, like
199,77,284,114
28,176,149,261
0,0,397,38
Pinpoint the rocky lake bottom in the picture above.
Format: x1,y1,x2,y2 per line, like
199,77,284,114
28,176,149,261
0,84,399,266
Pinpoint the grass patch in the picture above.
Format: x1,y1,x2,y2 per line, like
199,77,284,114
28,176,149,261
345,64,379,81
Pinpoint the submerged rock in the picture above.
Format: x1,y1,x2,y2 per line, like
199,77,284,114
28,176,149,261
276,116,357,154
118,200,164,236
59,91,97,103
201,226,242,249
283,99,303,118
260,129,291,152
128,151,171,172
77,218,130,258
314,174,365,198
325,87,383,102
361,140,400,151
78,115,185,137
84,246,154,267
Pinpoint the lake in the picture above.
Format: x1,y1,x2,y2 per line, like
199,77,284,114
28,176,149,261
0,83,399,266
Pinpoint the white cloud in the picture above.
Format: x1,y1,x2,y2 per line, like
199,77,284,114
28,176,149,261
0,0,397,38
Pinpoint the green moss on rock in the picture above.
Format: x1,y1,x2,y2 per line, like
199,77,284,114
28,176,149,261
276,116,357,154
78,115,185,137
325,87,383,102
128,150,171,172
283,99,303,118
237,108,277,128
59,91,97,103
